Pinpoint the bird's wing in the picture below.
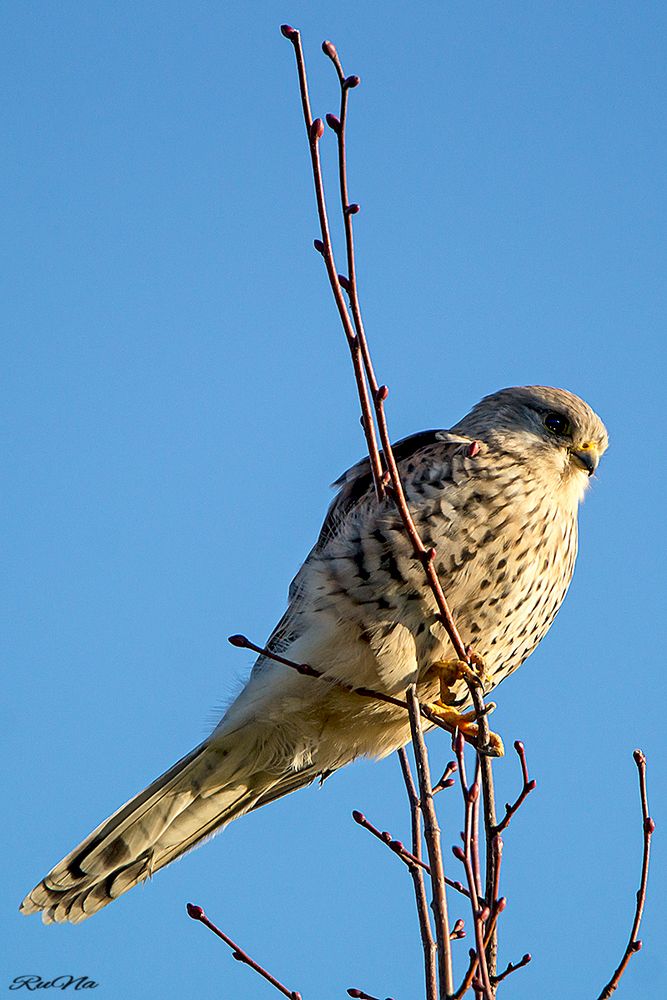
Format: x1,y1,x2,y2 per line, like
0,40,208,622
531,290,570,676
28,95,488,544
259,429,474,665
315,428,473,553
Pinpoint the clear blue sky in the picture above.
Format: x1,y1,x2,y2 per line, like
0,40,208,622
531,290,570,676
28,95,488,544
3,3,665,998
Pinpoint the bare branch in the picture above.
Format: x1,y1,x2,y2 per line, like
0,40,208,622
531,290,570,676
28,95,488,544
351,804,471,897
281,25,385,500
452,733,493,999
493,741,536,835
282,25,491,749
492,954,532,985
596,750,654,999
347,989,395,1000
433,760,458,795
405,686,455,997
228,633,484,750
187,903,302,1000
397,748,440,1000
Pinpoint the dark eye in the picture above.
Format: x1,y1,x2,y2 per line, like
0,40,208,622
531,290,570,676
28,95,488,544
544,412,571,436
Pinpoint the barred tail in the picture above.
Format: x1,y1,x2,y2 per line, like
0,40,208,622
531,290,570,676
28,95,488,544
20,733,318,924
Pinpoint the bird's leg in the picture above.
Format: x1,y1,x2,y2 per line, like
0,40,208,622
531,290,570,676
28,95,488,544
426,657,504,757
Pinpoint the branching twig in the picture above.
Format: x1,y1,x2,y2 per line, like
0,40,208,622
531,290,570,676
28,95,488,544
228,632,482,750
351,805,471,897
493,741,536,835
491,954,532,986
596,750,654,999
433,760,458,795
280,25,385,502
187,904,302,1000
280,27,508,998
281,24,484,713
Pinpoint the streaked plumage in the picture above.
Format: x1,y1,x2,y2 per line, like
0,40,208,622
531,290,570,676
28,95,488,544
21,385,607,923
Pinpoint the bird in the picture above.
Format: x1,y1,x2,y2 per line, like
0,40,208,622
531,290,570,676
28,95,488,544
21,385,607,924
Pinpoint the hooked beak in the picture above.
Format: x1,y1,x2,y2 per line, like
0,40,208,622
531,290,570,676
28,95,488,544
570,442,599,477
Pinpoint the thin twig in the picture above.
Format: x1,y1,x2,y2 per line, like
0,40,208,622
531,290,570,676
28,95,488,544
470,756,483,900
397,748,441,1000
492,954,532,985
406,686,455,998
352,809,429,874
228,632,482,750
466,680,499,983
187,904,302,1000
347,989,395,1000
281,25,385,501
493,741,536,835
351,802,471,896
452,733,493,999
596,750,654,999
433,760,458,795
282,24,482,704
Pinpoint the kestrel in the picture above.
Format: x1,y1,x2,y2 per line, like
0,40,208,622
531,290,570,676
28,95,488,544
21,385,607,923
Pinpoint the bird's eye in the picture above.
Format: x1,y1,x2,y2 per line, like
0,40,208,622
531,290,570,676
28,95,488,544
543,412,571,436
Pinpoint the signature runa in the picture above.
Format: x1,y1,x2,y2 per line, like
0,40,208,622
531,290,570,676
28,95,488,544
9,976,99,991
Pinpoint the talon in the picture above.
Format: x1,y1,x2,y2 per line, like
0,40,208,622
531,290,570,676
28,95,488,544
431,657,494,695
425,700,505,757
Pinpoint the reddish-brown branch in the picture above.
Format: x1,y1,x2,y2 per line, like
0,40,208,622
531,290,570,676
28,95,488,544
452,733,493,999
596,750,654,999
470,757,483,901
352,808,430,874
280,30,510,997
406,686,455,997
351,805,471,898
347,989,395,1000
397,748,439,1000
492,953,532,985
282,25,485,712
433,759,458,794
464,680,500,983
281,25,385,500
493,741,536,835
228,632,482,751
187,903,302,1000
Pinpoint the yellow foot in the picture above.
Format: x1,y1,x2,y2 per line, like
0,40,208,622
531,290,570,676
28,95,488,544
431,655,493,692
426,700,505,757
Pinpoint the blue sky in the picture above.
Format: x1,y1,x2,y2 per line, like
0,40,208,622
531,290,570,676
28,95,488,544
3,3,665,998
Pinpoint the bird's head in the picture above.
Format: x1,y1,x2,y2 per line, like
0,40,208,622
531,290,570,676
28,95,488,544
456,385,609,502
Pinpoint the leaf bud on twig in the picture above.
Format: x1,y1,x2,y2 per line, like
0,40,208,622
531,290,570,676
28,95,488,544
344,75,361,88
352,810,366,824
326,113,341,134
228,634,249,648
452,845,466,863
186,903,204,920
346,203,361,215
322,40,338,60
310,118,324,142
313,239,325,254
280,24,298,41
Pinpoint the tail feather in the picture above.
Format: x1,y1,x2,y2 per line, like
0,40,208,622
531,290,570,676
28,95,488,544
20,737,321,924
